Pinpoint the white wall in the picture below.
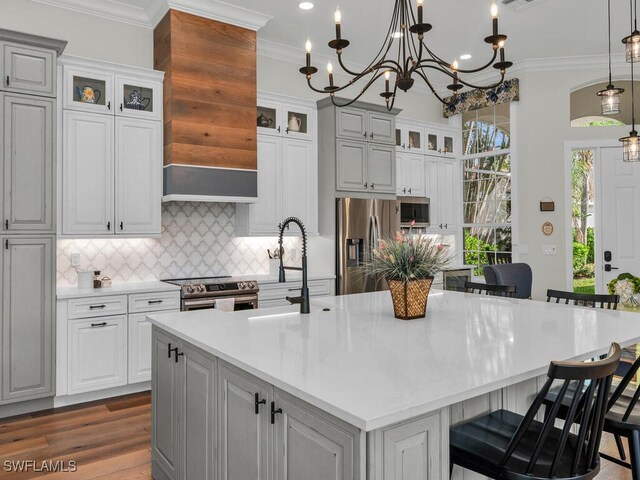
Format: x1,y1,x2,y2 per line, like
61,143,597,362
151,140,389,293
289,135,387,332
1,0,153,67
514,62,630,299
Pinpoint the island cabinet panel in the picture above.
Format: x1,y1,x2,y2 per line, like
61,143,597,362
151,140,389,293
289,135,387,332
368,409,450,480
273,389,363,480
152,329,217,480
218,361,272,480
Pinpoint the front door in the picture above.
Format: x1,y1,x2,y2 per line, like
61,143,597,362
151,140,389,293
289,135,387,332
598,146,640,292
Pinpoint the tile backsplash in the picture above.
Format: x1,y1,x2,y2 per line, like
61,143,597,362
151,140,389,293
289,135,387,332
57,202,301,286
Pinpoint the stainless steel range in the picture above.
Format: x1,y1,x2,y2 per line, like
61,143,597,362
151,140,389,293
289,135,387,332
162,277,260,311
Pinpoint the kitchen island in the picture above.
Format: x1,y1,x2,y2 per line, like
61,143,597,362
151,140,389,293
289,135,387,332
147,289,640,480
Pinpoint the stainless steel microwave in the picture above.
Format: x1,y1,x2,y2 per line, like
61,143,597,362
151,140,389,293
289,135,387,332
397,197,430,228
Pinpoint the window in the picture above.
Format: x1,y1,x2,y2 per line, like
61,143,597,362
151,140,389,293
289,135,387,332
462,104,512,275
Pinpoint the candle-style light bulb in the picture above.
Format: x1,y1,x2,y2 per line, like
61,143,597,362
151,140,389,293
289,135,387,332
417,0,424,24
327,62,334,87
452,59,459,71
491,2,499,36
498,40,505,62
305,38,312,53
334,7,342,24
384,70,391,94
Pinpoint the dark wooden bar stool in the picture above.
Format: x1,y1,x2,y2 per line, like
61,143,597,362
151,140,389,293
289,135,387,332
450,343,622,480
464,281,518,298
546,289,620,310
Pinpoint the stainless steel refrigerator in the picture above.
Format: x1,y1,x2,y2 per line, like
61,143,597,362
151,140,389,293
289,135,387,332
336,198,400,295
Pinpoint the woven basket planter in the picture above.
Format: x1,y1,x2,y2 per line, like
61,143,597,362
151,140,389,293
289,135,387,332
387,277,434,320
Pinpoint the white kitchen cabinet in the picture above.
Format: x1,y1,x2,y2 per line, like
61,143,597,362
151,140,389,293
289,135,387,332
273,389,362,480
218,361,272,480
396,152,426,197
1,42,56,97
257,94,315,141
68,315,127,394
2,93,54,233
116,117,161,235
129,313,154,384
60,56,164,237
257,278,333,308
152,329,216,480
426,127,457,156
236,106,318,237
425,156,462,232
2,236,54,403
62,110,114,235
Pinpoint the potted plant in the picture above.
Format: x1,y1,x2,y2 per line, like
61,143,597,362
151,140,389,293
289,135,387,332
608,273,640,307
366,228,452,320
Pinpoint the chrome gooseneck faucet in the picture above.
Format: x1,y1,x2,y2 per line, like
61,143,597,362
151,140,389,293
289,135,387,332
278,217,310,314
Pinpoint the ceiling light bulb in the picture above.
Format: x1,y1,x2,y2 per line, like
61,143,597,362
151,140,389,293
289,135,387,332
452,60,459,70
384,70,391,80
490,2,498,18
391,31,403,38
498,39,505,48
417,0,424,5
459,54,472,60
305,38,312,53
334,7,342,24
298,1,314,10
327,62,334,74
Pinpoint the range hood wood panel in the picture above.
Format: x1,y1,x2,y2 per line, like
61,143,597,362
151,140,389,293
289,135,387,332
154,9,258,202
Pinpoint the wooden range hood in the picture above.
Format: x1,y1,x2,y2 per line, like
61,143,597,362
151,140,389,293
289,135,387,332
154,10,257,202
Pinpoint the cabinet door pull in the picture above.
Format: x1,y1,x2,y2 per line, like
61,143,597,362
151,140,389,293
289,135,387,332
370,183,375,190
285,127,289,134
444,223,448,229
107,101,111,110
91,322,108,327
402,143,406,149
408,188,412,194
174,350,184,363
370,132,374,139
120,221,124,231
254,393,267,414
4,239,8,250
402,188,406,194
5,75,9,86
120,103,123,112
148,300,163,305
277,126,281,133
4,219,8,230
89,304,106,310
364,182,368,189
439,224,443,229
363,132,367,138
107,221,111,231
270,401,282,424
168,343,178,358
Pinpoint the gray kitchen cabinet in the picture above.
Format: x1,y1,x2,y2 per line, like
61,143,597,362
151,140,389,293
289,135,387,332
273,389,362,480
0,42,56,97
152,328,216,480
336,139,368,192
2,236,54,403
218,361,272,480
368,112,395,144
367,143,396,193
2,93,54,233
337,107,368,140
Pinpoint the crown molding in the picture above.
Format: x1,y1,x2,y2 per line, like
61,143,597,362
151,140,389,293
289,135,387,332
30,0,272,31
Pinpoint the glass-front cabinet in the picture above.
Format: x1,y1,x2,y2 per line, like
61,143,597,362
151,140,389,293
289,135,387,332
257,95,314,140
396,122,425,153
116,76,162,121
397,121,456,156
426,129,455,155
63,67,114,114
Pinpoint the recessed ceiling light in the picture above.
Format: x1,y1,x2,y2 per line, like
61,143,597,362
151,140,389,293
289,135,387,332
391,31,403,38
459,54,472,60
299,2,314,10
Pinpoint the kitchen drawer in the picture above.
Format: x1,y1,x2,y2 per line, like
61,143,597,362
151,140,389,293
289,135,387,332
258,279,332,301
67,295,127,319
129,291,180,313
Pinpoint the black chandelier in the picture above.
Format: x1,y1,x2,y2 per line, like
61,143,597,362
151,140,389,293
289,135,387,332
299,0,513,110
621,0,640,161
598,0,624,115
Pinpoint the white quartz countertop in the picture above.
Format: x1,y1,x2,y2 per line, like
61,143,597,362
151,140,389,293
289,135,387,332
249,273,335,284
57,281,180,299
147,290,640,431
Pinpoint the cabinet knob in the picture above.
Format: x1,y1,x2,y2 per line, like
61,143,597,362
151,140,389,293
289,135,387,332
5,76,9,86
370,183,374,190
403,188,406,194
270,401,283,424
408,188,412,194
120,221,124,231
439,224,443,229
107,101,111,110
370,132,374,139
402,144,406,149
277,126,281,133
364,182,368,189
120,103,123,112
254,393,267,414
4,219,8,230
363,132,367,138
107,221,111,231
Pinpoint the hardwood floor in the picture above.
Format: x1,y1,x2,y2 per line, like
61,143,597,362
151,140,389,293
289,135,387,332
0,391,632,479
0,392,152,479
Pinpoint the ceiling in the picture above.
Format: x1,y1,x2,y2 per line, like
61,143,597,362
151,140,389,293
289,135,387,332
33,0,634,70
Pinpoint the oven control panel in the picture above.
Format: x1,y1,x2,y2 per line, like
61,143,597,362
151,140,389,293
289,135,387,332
181,280,259,298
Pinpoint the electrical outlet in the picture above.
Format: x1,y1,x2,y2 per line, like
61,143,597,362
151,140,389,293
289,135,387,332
543,245,557,255
71,252,81,267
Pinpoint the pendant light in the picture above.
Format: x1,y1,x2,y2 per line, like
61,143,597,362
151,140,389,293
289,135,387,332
620,48,639,161
623,0,640,62
598,0,624,115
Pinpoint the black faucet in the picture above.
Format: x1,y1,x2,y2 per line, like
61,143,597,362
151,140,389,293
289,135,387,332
278,217,310,314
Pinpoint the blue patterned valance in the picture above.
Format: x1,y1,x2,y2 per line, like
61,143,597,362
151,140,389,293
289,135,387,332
442,78,519,118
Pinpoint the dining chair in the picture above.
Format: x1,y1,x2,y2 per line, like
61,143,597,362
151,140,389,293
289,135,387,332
464,281,518,298
484,263,533,299
546,289,620,310
450,343,622,480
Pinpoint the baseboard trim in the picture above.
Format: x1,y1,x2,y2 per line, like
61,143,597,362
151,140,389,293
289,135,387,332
0,397,54,419
54,382,150,408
